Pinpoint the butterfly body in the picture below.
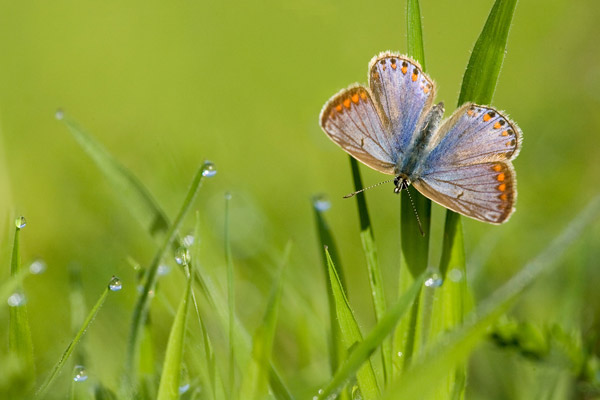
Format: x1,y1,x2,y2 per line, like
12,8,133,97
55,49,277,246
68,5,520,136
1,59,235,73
319,52,522,224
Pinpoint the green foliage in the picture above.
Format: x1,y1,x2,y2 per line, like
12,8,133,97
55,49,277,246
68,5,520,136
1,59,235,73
1,0,599,399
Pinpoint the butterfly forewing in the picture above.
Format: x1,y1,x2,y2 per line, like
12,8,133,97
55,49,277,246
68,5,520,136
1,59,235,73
368,52,436,153
320,84,396,174
425,103,522,166
413,161,516,224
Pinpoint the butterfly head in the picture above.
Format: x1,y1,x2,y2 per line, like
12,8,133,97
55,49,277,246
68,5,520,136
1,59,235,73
393,174,411,194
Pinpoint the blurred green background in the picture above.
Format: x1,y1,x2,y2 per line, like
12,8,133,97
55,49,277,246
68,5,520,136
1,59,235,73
1,0,599,398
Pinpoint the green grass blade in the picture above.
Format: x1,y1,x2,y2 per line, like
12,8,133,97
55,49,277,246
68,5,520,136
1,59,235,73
317,272,426,400
124,163,211,392
349,157,392,383
326,248,380,400
312,196,346,377
457,0,519,106
406,0,425,67
0,267,30,313
224,193,236,398
239,243,289,399
156,267,193,400
36,276,119,398
59,114,170,239
386,196,600,399
192,252,293,400
8,220,35,387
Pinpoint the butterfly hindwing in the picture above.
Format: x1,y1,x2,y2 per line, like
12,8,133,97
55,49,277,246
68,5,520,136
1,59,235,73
368,52,436,153
320,84,396,174
413,161,516,224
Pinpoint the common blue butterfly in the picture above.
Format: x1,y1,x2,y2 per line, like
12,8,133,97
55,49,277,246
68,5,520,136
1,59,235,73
319,52,522,224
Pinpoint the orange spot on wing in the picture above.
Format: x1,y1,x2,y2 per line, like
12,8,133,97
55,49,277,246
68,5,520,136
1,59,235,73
501,130,509,136
411,73,418,82
391,62,397,70
497,173,505,181
343,98,351,108
360,91,367,100
351,93,359,104
335,104,343,112
498,183,506,192
423,86,430,94
494,122,502,129
401,66,407,74
483,113,492,122
499,193,508,201
467,109,475,116
492,164,502,172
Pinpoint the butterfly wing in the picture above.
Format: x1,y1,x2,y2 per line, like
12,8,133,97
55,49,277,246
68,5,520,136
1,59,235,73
413,103,522,224
368,52,436,153
319,84,396,174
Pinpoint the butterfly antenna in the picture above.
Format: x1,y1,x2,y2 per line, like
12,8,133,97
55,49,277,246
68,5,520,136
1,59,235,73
343,178,396,198
405,188,425,237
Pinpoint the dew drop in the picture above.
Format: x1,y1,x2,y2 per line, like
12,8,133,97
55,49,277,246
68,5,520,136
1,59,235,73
55,109,64,120
7,292,26,307
157,264,171,276
108,276,122,291
202,161,217,177
179,383,190,394
448,268,464,283
397,351,403,357
15,216,26,229
73,365,88,382
224,191,232,200
29,259,47,275
175,247,190,266
313,195,331,212
424,273,443,288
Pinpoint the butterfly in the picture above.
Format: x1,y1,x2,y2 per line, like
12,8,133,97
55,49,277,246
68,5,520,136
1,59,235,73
319,51,522,224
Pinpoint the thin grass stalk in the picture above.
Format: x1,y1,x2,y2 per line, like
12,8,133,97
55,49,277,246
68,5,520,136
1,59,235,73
348,157,392,383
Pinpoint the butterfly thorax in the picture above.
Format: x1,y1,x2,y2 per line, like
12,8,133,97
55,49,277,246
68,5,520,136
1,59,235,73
394,102,445,181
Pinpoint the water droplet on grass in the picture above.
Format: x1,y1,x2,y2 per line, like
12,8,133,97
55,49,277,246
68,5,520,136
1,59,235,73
15,216,26,229
7,292,26,307
424,273,443,288
202,161,217,177
108,276,122,291
55,109,64,120
157,264,171,276
448,268,463,282
29,259,47,274
313,195,331,212
179,383,190,394
175,247,190,266
183,234,195,247
73,365,88,382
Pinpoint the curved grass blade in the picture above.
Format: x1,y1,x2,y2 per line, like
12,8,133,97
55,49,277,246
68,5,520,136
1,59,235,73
225,194,236,399
156,266,193,400
312,196,346,378
349,157,392,383
59,113,170,239
36,277,117,398
124,163,210,393
326,248,380,400
239,243,289,399
8,221,35,387
457,0,519,106
317,271,426,400
386,195,600,399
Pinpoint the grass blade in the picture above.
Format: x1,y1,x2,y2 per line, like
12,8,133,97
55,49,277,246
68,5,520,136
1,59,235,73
156,266,193,400
326,248,380,400
124,163,211,393
457,0,519,106
8,219,35,387
312,196,347,377
317,271,426,400
59,113,170,239
386,195,600,399
239,243,289,399
349,157,392,383
225,193,236,398
36,276,119,398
